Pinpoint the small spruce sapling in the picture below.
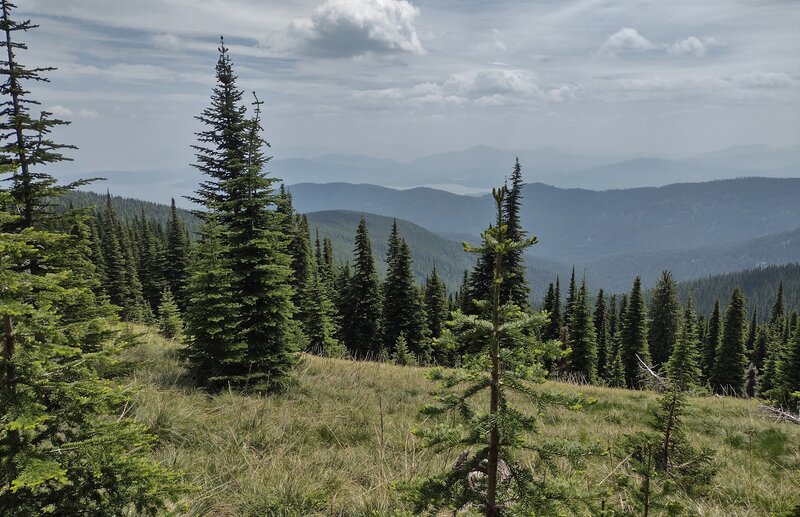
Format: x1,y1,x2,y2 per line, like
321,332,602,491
407,187,598,516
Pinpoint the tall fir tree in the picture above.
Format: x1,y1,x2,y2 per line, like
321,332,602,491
383,236,427,356
545,276,562,341
711,288,748,395
564,266,577,326
568,278,598,383
752,325,769,372
621,276,651,389
746,308,758,356
499,158,530,308
137,211,167,311
770,319,800,411
165,198,190,310
424,263,448,340
190,41,295,391
342,216,382,357
666,296,702,391
770,281,785,326
648,270,680,367
594,289,610,380
302,258,342,356
609,294,618,336
0,3,183,508
701,300,722,385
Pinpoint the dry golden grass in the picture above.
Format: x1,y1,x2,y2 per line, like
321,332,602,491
124,326,800,516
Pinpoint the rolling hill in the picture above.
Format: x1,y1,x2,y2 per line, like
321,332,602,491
288,177,800,263
677,263,800,317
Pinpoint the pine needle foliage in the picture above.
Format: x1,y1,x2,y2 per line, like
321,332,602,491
187,40,295,392
614,386,716,516
0,4,184,507
157,287,183,340
407,187,597,516
665,297,701,392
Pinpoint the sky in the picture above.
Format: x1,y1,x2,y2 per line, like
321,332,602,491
18,0,800,175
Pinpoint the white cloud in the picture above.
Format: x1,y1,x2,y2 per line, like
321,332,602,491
287,0,424,58
354,69,574,109
48,105,73,117
667,36,718,57
600,27,655,55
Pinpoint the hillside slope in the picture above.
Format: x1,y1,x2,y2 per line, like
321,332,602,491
306,210,475,289
129,328,800,516
678,263,800,317
288,178,800,261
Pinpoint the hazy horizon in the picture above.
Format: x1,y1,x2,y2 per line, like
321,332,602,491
21,0,800,179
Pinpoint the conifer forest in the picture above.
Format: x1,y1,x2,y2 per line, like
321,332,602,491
1,1,799,515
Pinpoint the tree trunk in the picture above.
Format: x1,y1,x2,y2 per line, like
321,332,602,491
485,244,502,516
3,314,15,393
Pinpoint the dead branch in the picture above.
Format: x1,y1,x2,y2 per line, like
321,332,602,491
636,354,669,391
758,404,800,425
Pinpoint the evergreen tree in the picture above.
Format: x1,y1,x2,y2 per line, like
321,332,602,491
100,194,144,319
286,214,316,344
568,278,598,383
157,287,183,340
165,198,190,310
183,218,244,388
137,212,167,311
770,281,785,325
622,276,651,389
321,236,336,287
190,41,295,391
752,325,769,372
392,333,415,366
499,158,530,308
769,319,800,411
759,328,781,396
666,297,701,391
711,288,748,395
564,266,577,325
425,264,448,340
609,294,619,336
746,308,758,356
117,217,147,321
409,188,595,515
455,269,471,313
0,5,183,507
608,337,625,388
383,236,427,355
701,300,722,385
594,289,610,380
648,271,679,367
615,387,715,515
545,276,562,341
542,282,555,313
302,260,343,357
342,217,382,357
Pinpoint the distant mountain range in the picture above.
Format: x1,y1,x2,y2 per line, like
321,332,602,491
61,143,800,202
65,174,800,298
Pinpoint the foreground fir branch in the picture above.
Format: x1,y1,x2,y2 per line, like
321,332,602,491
1,2,184,511
406,186,599,516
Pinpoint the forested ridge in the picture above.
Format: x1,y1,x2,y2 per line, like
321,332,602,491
2,6,799,515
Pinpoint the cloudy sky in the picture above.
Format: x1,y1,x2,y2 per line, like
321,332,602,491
20,0,800,174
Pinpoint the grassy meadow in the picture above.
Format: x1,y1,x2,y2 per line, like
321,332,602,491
123,326,800,516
